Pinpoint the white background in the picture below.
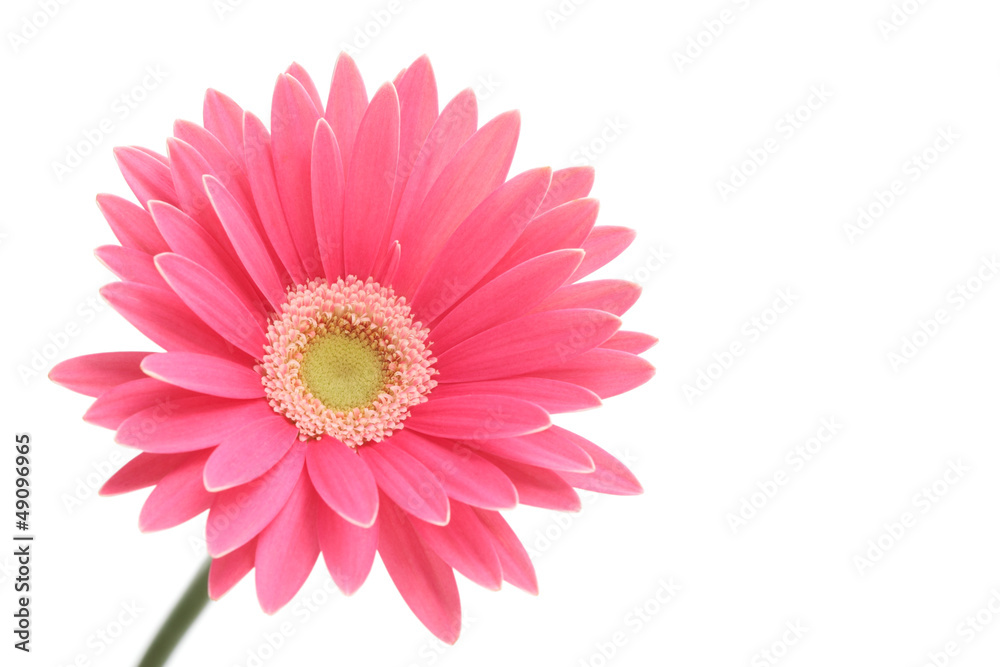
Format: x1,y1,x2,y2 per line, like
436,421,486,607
3,0,1000,665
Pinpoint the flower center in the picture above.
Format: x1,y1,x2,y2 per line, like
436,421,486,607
260,277,436,447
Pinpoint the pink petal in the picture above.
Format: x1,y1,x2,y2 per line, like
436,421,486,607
530,348,655,399
208,538,256,600
435,309,621,383
482,456,581,511
95,245,163,287
154,253,267,358
204,416,298,491
148,201,263,315
165,138,239,257
84,377,194,430
469,427,595,473
243,111,306,284
389,56,438,224
411,167,552,322
272,74,322,274
100,282,242,360
410,501,502,590
316,504,377,595
49,351,151,397
600,331,658,355
473,508,538,594
407,395,551,440
255,473,319,613
100,451,198,497
306,438,379,528
537,166,595,214
204,175,287,310
429,249,584,352
389,430,517,510
285,62,324,112
557,431,643,495
115,397,273,453
203,89,246,173
173,120,254,209
310,119,346,282
394,110,520,296
206,443,307,556
568,226,637,283
96,194,169,255
138,449,213,532
428,377,601,414
377,493,462,644
141,352,264,399
343,82,400,278
536,280,642,317
113,146,178,209
360,441,450,525
324,53,369,176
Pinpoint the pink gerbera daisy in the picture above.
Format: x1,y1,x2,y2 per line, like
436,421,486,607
50,54,655,644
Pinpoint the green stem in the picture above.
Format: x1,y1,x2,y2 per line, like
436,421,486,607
137,559,212,667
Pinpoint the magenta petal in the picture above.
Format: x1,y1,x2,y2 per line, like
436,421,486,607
203,89,246,173
272,74,322,274
343,82,399,278
49,351,150,397
206,443,307,557
429,249,584,352
324,53,369,176
141,352,263,399
204,416,298,491
306,438,379,528
556,431,643,496
285,62,324,112
389,55,438,224
208,538,256,600
531,348,656,399
138,449,213,532
601,331,658,355
155,253,267,358
96,194,169,255
568,226,637,283
411,167,551,322
316,504,377,595
407,395,551,440
165,138,238,255
100,451,197,496
469,427,595,473
389,430,517,510
537,280,642,317
537,166,595,214
115,398,273,452
378,493,462,644
473,508,538,594
310,119,346,283
173,120,254,210
113,146,178,209
483,456,582,512
428,377,601,414
95,245,163,287
435,309,620,383
84,377,194,430
410,501,502,590
360,441,450,525
255,473,319,614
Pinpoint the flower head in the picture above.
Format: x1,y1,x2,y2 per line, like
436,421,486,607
50,54,655,643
